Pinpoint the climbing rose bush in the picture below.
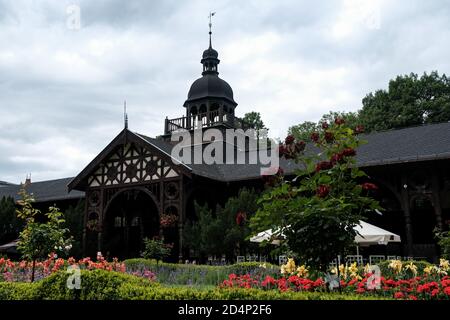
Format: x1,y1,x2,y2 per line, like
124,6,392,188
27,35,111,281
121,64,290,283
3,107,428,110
251,118,381,271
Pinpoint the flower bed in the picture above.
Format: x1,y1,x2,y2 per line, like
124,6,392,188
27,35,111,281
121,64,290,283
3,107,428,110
0,269,385,300
0,253,127,282
219,258,450,300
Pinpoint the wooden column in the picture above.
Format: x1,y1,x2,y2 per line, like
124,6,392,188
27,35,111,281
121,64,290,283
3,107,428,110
97,189,104,254
431,171,443,230
401,174,414,256
82,197,88,256
178,177,184,262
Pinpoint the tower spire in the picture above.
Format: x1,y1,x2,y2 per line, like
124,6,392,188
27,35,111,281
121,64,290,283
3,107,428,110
201,12,219,76
208,12,215,48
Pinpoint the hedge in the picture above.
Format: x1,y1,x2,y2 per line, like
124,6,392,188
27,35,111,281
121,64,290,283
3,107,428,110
0,269,386,300
124,259,280,286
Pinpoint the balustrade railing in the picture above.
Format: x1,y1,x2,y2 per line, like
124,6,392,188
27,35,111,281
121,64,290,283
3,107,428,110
164,111,253,134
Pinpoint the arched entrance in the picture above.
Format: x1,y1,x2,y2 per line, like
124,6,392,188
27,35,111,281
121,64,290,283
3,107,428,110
102,189,159,259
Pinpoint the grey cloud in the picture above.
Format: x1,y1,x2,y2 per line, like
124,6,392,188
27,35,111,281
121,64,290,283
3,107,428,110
0,0,449,183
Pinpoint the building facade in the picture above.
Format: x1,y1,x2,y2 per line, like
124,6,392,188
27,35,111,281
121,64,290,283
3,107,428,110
1,35,450,262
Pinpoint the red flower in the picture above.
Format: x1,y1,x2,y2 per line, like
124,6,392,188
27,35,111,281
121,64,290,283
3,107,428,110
295,140,306,153
441,279,450,287
236,212,246,226
335,118,345,125
278,144,286,157
316,185,330,198
285,135,295,145
321,122,329,129
444,286,450,296
324,131,334,143
361,182,378,191
313,278,324,288
394,292,404,299
342,148,356,157
315,161,333,172
330,153,344,164
355,125,364,134
408,295,418,300
310,132,320,143
277,167,284,176
431,289,440,297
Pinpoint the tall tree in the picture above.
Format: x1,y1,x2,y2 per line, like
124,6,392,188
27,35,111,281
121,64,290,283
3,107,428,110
64,200,85,258
359,71,450,132
242,111,267,130
183,188,260,261
0,196,23,244
16,186,73,282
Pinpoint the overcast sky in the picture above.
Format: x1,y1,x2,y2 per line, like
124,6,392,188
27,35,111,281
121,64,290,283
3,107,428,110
0,0,449,183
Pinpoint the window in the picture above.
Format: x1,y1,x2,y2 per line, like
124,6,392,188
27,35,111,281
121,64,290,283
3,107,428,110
131,216,140,227
114,216,122,228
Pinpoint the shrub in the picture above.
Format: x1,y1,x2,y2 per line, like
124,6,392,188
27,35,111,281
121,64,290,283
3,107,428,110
0,269,386,300
141,238,172,262
37,269,158,300
0,282,40,300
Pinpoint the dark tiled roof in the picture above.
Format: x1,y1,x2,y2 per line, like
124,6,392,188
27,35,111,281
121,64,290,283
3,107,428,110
136,122,450,181
0,181,16,187
5,122,450,203
356,122,450,166
0,178,84,203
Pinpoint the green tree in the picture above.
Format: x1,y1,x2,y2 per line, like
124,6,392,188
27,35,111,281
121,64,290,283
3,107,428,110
288,111,359,142
141,237,172,263
359,71,450,132
63,200,85,258
288,121,318,141
436,226,450,259
242,111,267,130
183,188,260,261
0,196,23,244
16,186,73,282
251,119,381,271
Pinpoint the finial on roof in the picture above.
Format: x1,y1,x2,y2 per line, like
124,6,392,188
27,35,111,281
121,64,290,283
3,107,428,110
124,100,128,129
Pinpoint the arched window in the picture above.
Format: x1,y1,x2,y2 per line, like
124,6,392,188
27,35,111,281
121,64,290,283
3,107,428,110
130,216,140,227
114,216,123,228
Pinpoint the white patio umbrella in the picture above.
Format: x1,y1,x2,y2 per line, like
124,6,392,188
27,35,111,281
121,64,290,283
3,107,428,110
250,221,401,246
0,239,19,253
354,221,401,246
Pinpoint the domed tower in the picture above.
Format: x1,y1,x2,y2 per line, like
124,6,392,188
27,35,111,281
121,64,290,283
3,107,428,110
182,24,238,130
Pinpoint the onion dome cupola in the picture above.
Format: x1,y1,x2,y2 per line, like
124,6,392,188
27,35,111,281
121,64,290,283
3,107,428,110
184,15,237,122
